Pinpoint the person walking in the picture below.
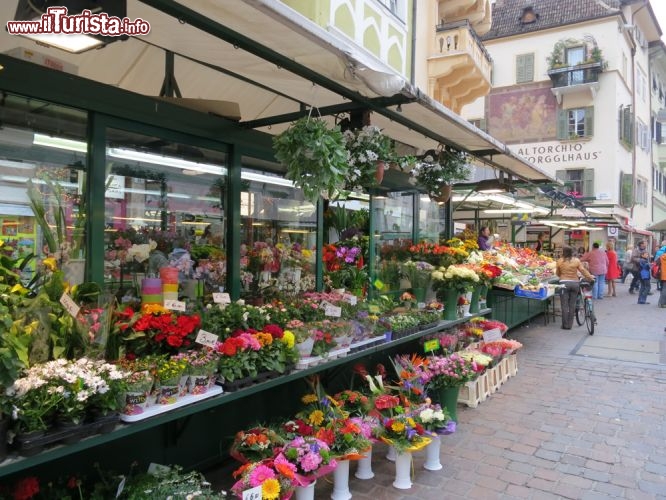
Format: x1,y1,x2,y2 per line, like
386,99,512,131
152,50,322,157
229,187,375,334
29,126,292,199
556,246,594,330
637,251,652,304
621,245,633,283
655,240,666,307
605,241,620,297
628,241,647,294
581,242,609,300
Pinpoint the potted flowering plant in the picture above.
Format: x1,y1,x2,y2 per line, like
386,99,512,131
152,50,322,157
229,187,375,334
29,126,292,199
342,125,394,191
273,116,349,203
155,356,187,404
409,146,471,202
309,325,337,357
6,370,64,434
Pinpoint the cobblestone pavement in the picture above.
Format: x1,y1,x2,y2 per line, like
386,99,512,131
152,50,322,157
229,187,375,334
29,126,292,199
312,282,666,499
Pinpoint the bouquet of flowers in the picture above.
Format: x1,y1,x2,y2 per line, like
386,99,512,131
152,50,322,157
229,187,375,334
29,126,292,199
431,264,480,295
402,260,434,290
378,410,430,452
458,350,493,372
231,458,296,500
230,426,286,463
310,327,337,357
277,436,337,486
415,401,456,435
333,390,370,416
416,353,478,390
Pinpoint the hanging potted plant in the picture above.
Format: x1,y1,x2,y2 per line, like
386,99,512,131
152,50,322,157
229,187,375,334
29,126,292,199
409,146,472,203
342,125,394,191
273,116,349,203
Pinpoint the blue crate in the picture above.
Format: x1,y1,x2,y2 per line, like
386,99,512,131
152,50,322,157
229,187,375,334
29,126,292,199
513,285,547,300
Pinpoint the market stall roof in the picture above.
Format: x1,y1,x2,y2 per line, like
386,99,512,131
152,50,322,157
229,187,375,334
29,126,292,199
0,0,555,184
647,219,666,231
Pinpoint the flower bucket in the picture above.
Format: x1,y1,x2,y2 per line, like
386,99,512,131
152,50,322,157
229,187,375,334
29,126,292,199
386,445,396,462
294,479,316,500
442,289,459,320
470,286,482,314
437,386,461,422
160,266,179,283
392,451,412,489
331,459,351,500
423,434,442,471
355,444,374,479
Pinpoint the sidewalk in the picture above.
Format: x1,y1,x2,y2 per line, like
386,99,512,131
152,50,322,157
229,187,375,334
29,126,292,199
312,281,666,499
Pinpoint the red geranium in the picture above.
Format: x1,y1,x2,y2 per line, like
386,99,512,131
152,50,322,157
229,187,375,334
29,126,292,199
263,324,284,339
374,394,400,410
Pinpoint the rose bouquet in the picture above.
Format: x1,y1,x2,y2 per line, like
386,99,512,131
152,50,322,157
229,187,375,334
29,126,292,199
277,436,337,486
231,458,296,500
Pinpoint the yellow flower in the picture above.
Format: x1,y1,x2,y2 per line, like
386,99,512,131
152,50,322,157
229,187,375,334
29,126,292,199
142,303,168,315
10,284,29,295
308,410,324,426
302,249,312,258
391,421,405,433
406,417,416,427
262,478,281,500
301,394,318,404
281,330,295,348
42,257,57,271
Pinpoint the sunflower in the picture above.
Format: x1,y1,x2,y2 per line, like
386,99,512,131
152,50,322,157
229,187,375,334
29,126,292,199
308,410,325,426
262,478,281,500
301,394,318,404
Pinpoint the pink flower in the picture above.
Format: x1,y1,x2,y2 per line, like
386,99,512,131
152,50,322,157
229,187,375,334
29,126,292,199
300,452,322,472
248,464,276,487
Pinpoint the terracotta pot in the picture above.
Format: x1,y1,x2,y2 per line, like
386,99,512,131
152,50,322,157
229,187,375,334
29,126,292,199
375,160,386,184
431,184,452,203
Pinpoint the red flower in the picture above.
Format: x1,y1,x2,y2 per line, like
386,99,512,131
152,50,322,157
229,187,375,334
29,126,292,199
315,427,335,446
374,394,400,410
263,324,284,339
13,477,39,500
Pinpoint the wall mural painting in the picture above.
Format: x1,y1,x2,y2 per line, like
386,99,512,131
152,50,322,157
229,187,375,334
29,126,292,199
488,87,557,143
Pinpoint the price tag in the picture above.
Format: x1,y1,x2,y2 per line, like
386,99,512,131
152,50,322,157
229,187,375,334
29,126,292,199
242,485,262,500
164,299,186,311
147,463,171,475
324,304,342,317
423,339,440,353
342,293,357,305
196,329,219,348
482,328,502,342
60,292,80,318
213,292,231,304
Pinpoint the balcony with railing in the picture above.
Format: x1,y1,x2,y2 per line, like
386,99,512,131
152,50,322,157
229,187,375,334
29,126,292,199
547,61,603,103
427,20,492,113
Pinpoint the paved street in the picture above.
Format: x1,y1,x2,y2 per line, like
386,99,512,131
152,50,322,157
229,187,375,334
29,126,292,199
313,281,666,499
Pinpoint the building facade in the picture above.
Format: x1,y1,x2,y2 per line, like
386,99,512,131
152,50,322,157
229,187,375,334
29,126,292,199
649,40,666,227
462,0,662,249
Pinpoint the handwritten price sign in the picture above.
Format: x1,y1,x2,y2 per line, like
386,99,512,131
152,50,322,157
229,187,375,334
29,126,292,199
164,299,186,311
60,292,80,318
195,330,219,348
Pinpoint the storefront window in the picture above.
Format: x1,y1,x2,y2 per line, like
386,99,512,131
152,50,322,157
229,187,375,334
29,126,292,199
239,166,317,301
0,93,87,283
104,128,227,299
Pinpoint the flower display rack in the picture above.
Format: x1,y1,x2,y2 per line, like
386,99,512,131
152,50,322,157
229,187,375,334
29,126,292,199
458,354,519,407
349,336,385,354
221,364,296,392
295,347,351,370
121,386,224,422
14,414,120,457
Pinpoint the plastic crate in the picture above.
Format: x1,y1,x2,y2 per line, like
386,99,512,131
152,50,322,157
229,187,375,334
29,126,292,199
513,285,548,299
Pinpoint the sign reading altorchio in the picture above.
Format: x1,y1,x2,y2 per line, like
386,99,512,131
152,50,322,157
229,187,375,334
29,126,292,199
6,6,150,38
513,143,602,165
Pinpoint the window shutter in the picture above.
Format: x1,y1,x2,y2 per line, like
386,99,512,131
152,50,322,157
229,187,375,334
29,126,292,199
618,106,623,141
516,55,525,83
584,107,594,137
557,110,568,140
620,173,633,207
623,107,633,145
555,169,566,182
583,169,594,197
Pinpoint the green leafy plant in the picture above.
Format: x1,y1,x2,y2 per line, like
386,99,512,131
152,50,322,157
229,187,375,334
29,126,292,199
410,146,471,197
273,116,349,202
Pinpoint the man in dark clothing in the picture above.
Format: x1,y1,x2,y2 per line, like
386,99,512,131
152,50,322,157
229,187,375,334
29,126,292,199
629,241,647,294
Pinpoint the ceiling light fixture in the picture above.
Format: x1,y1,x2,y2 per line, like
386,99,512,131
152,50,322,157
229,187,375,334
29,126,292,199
12,0,129,54
476,178,512,194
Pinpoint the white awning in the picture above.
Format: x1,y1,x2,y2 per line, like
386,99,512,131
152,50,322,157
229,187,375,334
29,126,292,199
0,0,555,183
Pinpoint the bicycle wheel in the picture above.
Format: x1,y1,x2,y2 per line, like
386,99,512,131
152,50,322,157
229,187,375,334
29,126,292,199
584,298,595,335
575,295,584,326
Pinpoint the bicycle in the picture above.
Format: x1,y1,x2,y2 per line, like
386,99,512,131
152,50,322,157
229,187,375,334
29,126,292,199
574,280,596,335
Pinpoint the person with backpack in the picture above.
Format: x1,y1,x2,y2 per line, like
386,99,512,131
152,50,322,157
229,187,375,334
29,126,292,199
637,252,652,305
